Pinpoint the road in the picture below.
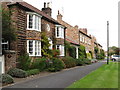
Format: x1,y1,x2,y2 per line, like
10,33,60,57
3,61,105,89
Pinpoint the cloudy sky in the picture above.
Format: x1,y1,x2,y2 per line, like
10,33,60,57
24,0,119,51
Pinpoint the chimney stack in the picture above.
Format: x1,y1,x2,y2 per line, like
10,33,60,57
57,10,63,20
42,2,52,16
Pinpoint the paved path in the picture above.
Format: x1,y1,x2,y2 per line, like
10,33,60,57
3,62,105,88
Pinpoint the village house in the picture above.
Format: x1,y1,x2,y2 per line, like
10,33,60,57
57,12,103,59
1,1,66,73
1,1,104,74
57,11,80,59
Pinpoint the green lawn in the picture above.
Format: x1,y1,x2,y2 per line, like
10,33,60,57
67,62,119,88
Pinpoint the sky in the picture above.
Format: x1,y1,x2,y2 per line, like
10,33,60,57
24,0,119,51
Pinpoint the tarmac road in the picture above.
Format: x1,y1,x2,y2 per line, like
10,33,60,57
3,61,105,89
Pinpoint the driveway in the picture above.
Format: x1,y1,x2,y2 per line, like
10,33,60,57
3,61,105,89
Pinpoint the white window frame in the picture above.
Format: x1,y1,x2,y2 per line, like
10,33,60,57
48,38,53,49
27,12,42,32
27,40,41,56
55,25,64,39
56,45,65,56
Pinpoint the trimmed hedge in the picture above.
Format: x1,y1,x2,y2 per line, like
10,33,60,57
26,69,40,76
61,56,76,68
7,68,27,78
0,74,14,85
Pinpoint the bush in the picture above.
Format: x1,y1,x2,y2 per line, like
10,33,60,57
83,58,92,65
47,68,56,72
26,69,40,76
18,54,31,70
75,59,84,66
61,56,76,68
31,57,47,71
7,68,27,78
0,74,14,85
48,57,65,72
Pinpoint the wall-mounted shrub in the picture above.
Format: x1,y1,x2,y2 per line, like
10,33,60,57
7,68,27,78
26,69,40,76
78,45,86,59
0,74,14,85
86,53,92,59
65,41,76,58
61,56,76,68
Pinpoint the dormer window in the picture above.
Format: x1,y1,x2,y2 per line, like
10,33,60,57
55,25,64,39
27,12,42,31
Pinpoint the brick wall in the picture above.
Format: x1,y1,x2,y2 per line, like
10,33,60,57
57,14,79,45
4,50,17,73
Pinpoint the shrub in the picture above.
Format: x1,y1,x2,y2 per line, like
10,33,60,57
47,68,56,72
26,69,40,76
49,57,65,72
31,57,47,71
75,59,84,66
0,74,14,85
83,58,92,65
61,56,76,68
7,68,27,78
18,54,31,70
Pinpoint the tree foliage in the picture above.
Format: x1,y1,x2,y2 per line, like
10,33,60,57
2,8,16,49
109,46,119,55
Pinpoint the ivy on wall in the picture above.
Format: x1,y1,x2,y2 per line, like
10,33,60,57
78,45,86,59
65,41,76,59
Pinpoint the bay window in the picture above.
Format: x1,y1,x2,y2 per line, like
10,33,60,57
27,40,41,56
27,12,42,31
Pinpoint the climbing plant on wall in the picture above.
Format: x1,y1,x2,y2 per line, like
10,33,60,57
78,45,86,59
65,41,76,58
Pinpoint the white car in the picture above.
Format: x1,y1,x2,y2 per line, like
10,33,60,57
111,55,120,62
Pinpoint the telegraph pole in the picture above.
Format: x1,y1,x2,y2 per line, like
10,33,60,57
107,21,109,64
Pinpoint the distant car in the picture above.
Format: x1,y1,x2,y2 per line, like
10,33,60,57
111,55,120,62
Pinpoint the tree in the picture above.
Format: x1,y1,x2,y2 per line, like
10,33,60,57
2,8,16,49
109,46,119,55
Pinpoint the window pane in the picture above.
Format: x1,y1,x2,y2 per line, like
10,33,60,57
57,27,59,37
29,41,33,55
29,14,33,28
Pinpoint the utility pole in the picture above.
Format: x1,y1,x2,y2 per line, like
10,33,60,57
107,21,109,64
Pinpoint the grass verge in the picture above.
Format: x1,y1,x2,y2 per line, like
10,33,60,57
67,62,119,88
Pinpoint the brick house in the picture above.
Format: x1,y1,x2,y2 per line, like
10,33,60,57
57,11,80,59
79,28,92,53
2,1,66,72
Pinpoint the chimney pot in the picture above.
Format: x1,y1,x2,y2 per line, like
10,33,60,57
47,2,50,8
44,2,46,8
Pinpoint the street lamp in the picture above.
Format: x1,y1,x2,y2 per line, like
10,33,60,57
107,21,109,64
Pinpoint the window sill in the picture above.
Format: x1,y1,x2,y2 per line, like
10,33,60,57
27,28,41,32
